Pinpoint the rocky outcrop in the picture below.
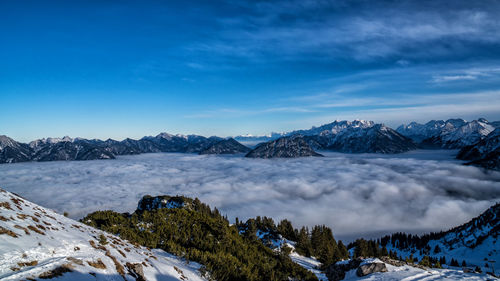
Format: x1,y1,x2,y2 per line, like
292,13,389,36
126,262,146,281
356,262,387,276
326,258,362,281
136,195,188,212
245,136,323,158
199,138,250,155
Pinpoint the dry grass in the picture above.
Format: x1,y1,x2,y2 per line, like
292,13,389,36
38,263,74,279
0,215,9,221
87,258,106,269
67,257,84,266
17,260,38,267
105,250,125,278
89,240,107,251
36,224,47,231
14,225,30,235
27,225,45,235
117,249,127,258
0,201,13,210
17,213,28,220
46,214,56,220
10,198,23,210
0,226,18,238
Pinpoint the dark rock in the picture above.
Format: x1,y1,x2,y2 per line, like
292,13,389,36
199,138,250,155
325,258,362,281
136,195,188,212
126,262,146,281
0,135,32,163
457,128,500,170
312,124,417,153
245,135,323,158
31,140,115,161
356,262,388,277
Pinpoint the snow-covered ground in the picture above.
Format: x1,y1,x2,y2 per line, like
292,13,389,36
342,258,496,281
0,151,499,242
0,189,206,281
283,240,328,280
289,252,328,281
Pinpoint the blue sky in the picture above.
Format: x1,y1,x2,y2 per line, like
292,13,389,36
2,0,500,142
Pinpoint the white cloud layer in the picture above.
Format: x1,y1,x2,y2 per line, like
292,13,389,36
1,151,499,241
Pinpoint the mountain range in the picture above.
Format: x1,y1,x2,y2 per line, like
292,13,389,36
457,128,500,170
1,118,499,168
396,118,496,148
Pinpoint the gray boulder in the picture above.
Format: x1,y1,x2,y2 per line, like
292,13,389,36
356,262,388,277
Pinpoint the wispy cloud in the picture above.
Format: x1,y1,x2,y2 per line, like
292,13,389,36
431,67,500,83
189,1,500,62
1,152,499,241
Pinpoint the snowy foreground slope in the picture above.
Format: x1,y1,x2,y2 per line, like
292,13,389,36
339,258,496,281
284,242,497,281
0,189,206,281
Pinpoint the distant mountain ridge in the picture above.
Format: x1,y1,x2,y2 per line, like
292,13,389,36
244,120,417,156
397,118,497,148
0,133,227,164
245,135,323,158
2,118,500,164
457,128,500,170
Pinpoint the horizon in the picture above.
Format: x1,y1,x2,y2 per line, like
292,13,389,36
2,116,496,143
2,1,500,141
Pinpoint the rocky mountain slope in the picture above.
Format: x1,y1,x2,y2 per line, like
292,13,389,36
31,139,115,161
199,138,250,155
240,120,417,154
0,135,32,163
0,188,206,281
245,135,323,158
377,202,499,273
304,124,417,153
397,118,496,149
457,128,500,170
0,133,224,164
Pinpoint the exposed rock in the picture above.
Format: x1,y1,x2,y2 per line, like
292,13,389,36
126,262,146,281
245,135,323,158
136,195,188,212
0,135,32,163
199,138,250,155
325,258,362,281
399,118,495,149
457,128,500,170
308,124,417,153
31,140,115,161
356,262,387,277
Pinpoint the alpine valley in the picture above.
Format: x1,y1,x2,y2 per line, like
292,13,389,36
1,117,500,281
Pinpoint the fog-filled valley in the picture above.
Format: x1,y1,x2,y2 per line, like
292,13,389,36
2,150,499,242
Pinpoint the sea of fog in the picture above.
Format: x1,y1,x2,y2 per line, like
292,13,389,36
1,150,499,241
